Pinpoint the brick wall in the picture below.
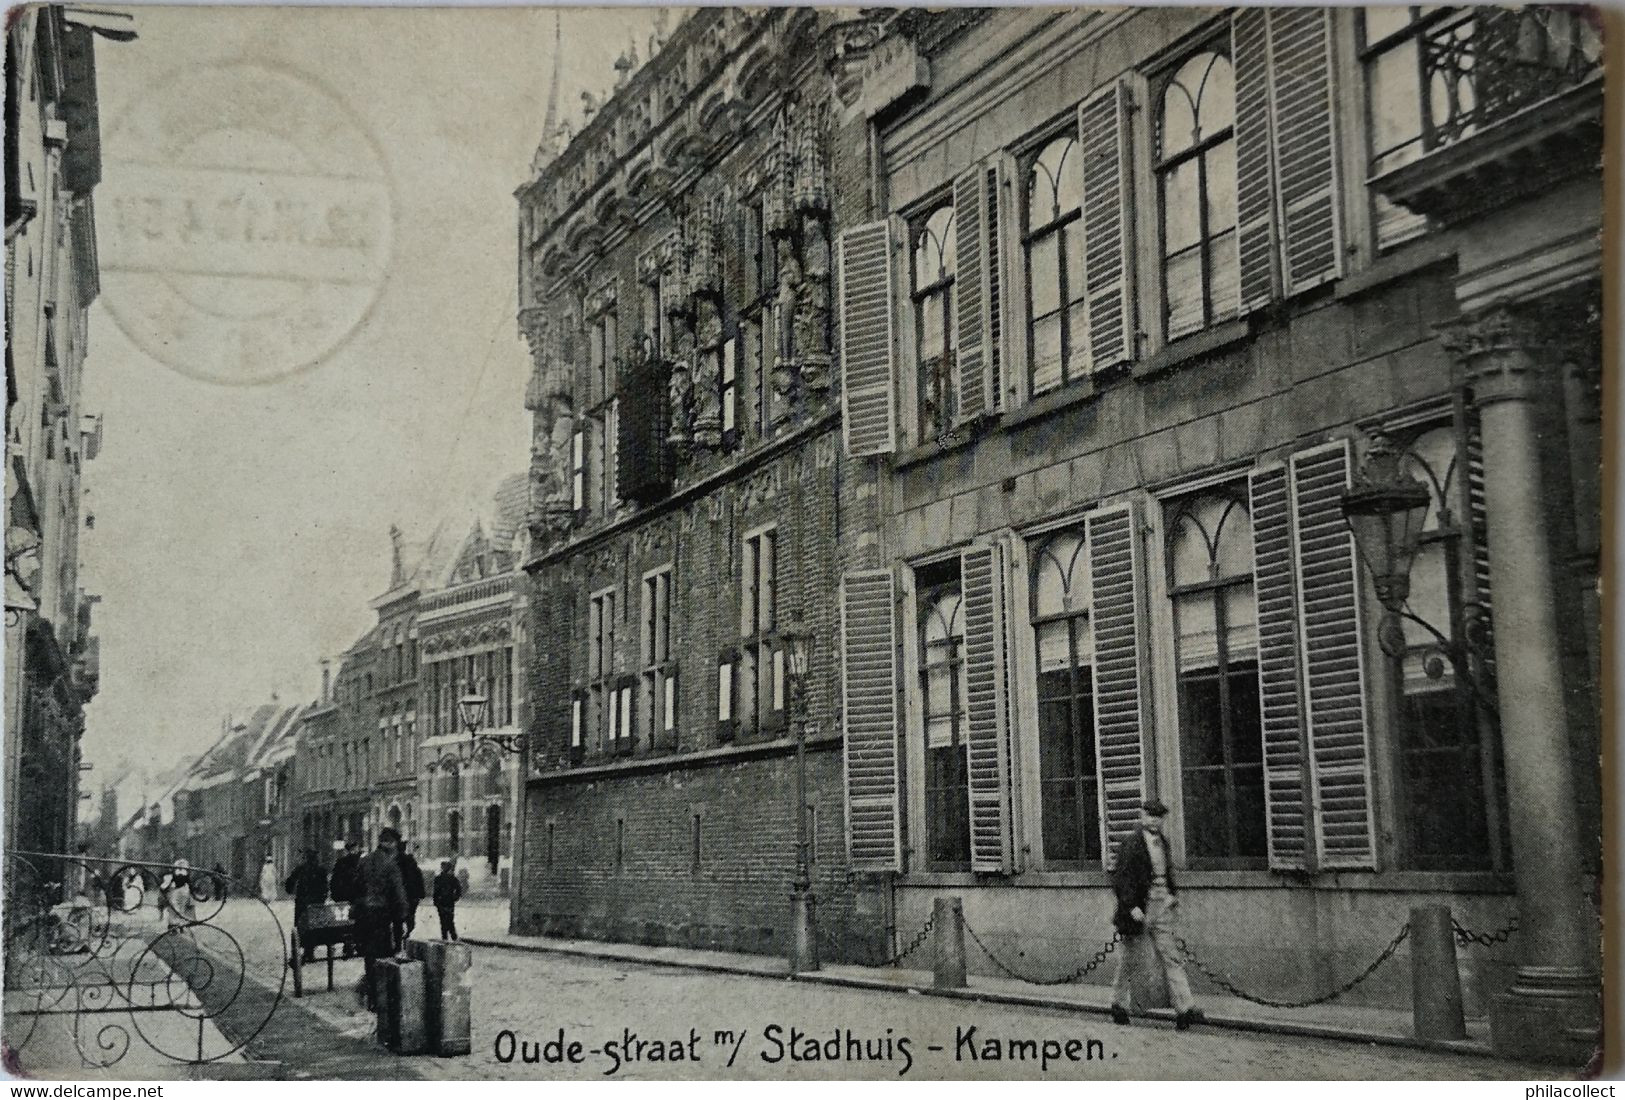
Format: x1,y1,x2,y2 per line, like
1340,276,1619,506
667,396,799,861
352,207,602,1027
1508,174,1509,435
518,744,888,963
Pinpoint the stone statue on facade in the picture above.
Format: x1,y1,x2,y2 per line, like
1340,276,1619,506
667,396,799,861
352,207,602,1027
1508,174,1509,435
668,353,694,447
771,252,802,405
794,223,833,392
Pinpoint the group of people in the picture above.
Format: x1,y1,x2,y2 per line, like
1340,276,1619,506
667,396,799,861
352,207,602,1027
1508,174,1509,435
283,830,464,1009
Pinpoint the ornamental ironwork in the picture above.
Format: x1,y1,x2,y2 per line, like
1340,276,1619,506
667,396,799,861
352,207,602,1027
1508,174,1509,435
3,851,288,1070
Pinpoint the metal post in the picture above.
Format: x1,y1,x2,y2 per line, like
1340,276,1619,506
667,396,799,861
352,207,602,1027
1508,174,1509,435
933,897,967,989
789,693,818,972
1410,906,1467,1041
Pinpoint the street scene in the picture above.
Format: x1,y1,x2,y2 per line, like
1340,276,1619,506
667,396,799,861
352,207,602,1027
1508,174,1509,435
3,2,1608,1084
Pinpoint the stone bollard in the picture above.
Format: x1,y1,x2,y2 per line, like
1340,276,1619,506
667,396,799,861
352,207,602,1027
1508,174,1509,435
1410,906,1467,1041
410,939,474,1055
932,897,967,990
377,958,428,1054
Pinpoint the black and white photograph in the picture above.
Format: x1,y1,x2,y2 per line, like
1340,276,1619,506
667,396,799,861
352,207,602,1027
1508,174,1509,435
0,2,1610,1083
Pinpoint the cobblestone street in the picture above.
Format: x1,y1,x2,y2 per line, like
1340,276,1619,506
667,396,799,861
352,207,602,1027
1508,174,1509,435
204,901,1561,1081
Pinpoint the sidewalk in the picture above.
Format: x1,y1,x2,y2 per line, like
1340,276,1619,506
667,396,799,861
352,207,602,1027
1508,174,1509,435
453,901,1493,1059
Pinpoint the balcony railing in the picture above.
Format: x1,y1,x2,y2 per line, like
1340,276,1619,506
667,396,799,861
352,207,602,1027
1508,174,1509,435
1417,7,1602,152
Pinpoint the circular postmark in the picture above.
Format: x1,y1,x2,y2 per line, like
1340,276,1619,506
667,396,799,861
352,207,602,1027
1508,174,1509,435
98,61,394,385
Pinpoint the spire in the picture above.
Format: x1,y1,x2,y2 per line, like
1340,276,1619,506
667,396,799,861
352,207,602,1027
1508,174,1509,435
540,10,562,146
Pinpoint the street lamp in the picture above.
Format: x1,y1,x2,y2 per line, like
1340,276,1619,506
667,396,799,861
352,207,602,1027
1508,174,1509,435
457,692,489,736
779,610,817,973
1340,429,1496,704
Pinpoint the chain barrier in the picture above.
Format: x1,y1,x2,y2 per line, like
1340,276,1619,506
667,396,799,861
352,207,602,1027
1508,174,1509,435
962,920,1123,987
876,912,935,967
1172,922,1410,1010
1452,914,1519,948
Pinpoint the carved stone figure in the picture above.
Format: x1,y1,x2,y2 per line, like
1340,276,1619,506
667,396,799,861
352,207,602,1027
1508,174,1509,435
668,358,694,446
771,253,802,402
529,397,575,537
795,225,833,392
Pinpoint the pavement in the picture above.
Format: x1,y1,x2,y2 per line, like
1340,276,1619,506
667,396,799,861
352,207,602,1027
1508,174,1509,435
449,901,1495,1058
36,898,1567,1081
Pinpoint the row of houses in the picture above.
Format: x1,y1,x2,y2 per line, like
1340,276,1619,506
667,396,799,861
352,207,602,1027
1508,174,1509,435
509,6,1602,1064
94,479,533,898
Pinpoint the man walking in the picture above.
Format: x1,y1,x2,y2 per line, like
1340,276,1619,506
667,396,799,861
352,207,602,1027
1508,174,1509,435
395,840,426,950
283,848,329,964
1109,798,1204,1030
354,828,409,1011
433,860,462,941
329,840,361,958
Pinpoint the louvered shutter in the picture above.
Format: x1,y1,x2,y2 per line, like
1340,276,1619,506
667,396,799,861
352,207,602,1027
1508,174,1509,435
1269,9,1343,294
1290,441,1377,869
953,168,995,423
1077,80,1134,370
961,543,1013,872
1463,412,1496,681
1232,8,1279,313
838,221,896,457
840,569,902,870
1086,503,1148,865
1249,465,1311,870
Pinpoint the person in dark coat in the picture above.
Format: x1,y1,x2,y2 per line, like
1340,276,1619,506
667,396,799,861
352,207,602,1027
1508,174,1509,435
432,860,462,941
1108,798,1203,1030
395,841,426,950
328,841,361,957
283,848,329,963
354,829,409,1010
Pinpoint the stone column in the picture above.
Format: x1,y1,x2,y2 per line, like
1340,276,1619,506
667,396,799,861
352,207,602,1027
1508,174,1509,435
1439,302,1599,1065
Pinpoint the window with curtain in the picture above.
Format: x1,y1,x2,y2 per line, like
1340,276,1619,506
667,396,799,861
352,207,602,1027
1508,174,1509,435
1166,487,1264,866
1031,528,1101,865
1157,49,1239,340
1023,133,1086,395
918,562,969,868
739,529,781,739
911,202,957,439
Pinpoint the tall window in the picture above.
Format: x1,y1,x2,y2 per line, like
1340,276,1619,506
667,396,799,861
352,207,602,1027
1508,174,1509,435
918,561,969,868
1391,422,1507,870
911,203,958,438
740,528,782,738
570,428,586,514
1166,488,1264,866
1157,49,1238,340
1031,530,1101,864
1024,132,1086,395
601,401,619,515
589,588,618,753
1359,8,1457,249
589,308,618,406
720,337,738,447
642,568,676,748
641,278,663,359
740,196,778,441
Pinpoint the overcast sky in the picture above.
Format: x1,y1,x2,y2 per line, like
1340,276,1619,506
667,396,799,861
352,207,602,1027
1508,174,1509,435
78,5,663,785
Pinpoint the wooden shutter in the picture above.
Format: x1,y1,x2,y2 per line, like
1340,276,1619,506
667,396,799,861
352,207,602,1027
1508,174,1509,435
838,221,896,457
960,543,1013,873
1249,465,1312,871
1269,9,1343,294
1077,79,1135,371
1290,441,1377,869
1232,8,1279,313
1086,503,1148,865
1462,411,1496,680
840,569,902,870
953,167,995,424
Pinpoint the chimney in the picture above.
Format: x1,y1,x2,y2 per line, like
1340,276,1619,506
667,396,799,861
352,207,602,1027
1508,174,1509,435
320,659,332,703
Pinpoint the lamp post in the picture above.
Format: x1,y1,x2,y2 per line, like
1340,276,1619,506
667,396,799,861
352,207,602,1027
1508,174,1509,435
780,612,817,973
457,693,490,737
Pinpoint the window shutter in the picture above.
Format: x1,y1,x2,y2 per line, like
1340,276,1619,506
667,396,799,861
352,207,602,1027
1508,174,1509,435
838,220,896,457
1249,465,1312,871
1463,412,1496,680
1077,79,1135,371
1290,440,1377,869
960,543,1013,873
1232,8,1280,313
1268,9,1343,294
1085,502,1148,866
840,569,901,870
953,167,994,424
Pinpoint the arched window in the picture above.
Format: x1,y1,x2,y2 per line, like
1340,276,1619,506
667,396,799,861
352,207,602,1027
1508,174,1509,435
1166,487,1262,866
448,810,461,855
1023,133,1086,395
911,203,958,439
1157,49,1238,339
918,567,969,867
1031,529,1100,863
1390,423,1507,870
445,765,462,807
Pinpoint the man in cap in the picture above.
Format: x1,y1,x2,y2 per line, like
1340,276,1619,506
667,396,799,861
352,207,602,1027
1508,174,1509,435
1108,798,1204,1030
354,827,408,1011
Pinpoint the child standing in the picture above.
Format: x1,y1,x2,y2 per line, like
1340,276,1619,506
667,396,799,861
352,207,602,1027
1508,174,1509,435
432,860,462,941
